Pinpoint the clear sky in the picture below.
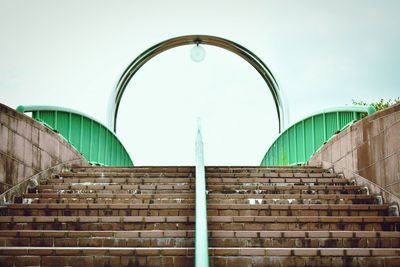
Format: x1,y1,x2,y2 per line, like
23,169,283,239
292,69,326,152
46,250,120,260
1,0,399,166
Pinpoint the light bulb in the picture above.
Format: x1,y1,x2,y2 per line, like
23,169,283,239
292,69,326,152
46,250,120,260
190,44,206,62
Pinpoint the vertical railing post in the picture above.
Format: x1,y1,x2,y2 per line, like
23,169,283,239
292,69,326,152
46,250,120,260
195,119,209,267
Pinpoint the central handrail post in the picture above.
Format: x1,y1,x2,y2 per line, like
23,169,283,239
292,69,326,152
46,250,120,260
195,119,209,267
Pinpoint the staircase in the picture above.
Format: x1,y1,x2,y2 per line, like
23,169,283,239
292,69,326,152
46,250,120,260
205,166,400,266
1,166,400,266
0,167,196,267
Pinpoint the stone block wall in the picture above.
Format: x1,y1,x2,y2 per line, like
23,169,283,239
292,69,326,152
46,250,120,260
0,103,85,193
309,103,400,196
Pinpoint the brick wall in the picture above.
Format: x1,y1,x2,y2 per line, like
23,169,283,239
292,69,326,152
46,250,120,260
0,103,85,192
309,103,400,196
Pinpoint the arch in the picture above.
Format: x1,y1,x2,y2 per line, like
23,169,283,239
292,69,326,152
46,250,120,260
108,35,286,132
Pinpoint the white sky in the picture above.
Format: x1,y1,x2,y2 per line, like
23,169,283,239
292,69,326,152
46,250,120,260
1,0,399,166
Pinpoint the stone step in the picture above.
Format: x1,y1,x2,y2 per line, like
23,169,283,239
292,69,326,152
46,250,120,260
70,166,194,173
47,177,196,184
0,247,194,267
37,184,194,191
4,204,389,217
207,184,363,194
1,230,399,248
34,185,363,196
58,172,194,178
23,192,194,200
26,195,375,205
3,215,397,231
208,230,400,248
5,203,194,216
29,198,196,204
24,192,374,202
206,172,338,178
0,216,195,231
60,172,336,179
205,166,324,173
36,188,195,195
207,247,400,267
69,166,321,173
36,184,362,194
207,216,400,231
1,247,400,267
23,193,196,205
207,204,388,216
47,176,344,184
0,230,194,247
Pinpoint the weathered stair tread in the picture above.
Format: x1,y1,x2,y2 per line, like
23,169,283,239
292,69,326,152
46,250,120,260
6,203,388,210
0,215,196,223
1,247,399,256
1,229,399,238
1,230,399,248
0,246,195,256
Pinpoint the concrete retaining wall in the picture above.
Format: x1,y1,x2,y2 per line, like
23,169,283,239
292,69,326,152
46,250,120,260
309,103,400,196
0,103,86,193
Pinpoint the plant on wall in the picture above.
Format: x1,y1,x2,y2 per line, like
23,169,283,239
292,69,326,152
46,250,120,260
352,98,400,111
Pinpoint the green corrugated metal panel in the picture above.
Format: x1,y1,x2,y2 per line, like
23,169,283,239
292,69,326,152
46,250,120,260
91,122,100,163
325,113,337,138
81,117,92,160
17,105,133,166
261,107,369,166
314,115,324,151
57,112,71,140
304,118,313,159
296,122,305,164
70,114,82,151
288,126,296,163
98,125,106,164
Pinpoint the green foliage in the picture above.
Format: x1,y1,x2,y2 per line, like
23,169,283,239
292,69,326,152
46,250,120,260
352,98,400,111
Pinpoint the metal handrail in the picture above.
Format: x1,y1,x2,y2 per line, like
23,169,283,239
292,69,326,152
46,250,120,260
0,158,87,205
0,181,13,188
311,160,400,209
195,120,209,267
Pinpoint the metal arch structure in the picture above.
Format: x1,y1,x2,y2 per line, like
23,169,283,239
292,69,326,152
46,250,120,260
108,35,287,133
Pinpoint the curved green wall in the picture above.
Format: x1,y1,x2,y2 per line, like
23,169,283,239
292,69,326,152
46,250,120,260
17,105,133,166
260,107,370,166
